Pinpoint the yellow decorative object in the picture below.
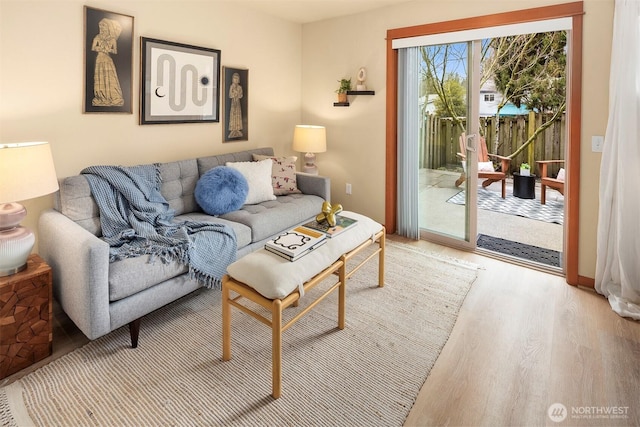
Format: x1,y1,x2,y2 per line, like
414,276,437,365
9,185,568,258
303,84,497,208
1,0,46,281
315,201,343,227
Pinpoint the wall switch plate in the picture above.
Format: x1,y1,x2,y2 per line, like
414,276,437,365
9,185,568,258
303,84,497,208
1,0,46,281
346,183,352,195
592,135,604,152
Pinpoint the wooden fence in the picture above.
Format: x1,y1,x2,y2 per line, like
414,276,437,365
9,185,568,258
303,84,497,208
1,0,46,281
419,112,566,177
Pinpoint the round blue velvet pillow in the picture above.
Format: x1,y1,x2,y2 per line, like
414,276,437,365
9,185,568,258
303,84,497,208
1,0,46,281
195,166,249,215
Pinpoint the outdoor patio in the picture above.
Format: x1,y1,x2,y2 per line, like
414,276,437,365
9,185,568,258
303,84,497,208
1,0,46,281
419,168,565,263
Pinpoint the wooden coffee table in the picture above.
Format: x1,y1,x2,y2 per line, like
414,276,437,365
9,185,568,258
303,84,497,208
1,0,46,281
221,212,384,398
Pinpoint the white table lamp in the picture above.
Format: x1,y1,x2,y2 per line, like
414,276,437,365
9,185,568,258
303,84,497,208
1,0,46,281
292,125,326,175
0,142,59,276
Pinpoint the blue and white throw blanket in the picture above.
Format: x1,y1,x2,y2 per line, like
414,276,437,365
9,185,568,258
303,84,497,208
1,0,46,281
81,164,237,290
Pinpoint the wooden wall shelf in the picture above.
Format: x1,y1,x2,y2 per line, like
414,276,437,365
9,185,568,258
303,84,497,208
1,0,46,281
333,90,375,107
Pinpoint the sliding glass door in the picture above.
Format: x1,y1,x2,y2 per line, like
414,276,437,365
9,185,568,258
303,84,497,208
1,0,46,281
417,40,480,249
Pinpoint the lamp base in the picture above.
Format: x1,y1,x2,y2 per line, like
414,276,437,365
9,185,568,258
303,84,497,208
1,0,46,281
302,152,319,175
0,203,35,277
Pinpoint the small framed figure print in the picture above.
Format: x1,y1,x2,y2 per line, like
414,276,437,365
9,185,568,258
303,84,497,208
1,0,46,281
222,67,248,141
83,6,134,113
141,37,221,124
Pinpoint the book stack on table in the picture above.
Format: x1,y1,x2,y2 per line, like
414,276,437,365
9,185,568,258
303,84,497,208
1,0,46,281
265,215,358,262
301,214,358,238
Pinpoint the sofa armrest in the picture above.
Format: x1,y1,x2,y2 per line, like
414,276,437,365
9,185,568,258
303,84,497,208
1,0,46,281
39,209,111,340
296,173,331,201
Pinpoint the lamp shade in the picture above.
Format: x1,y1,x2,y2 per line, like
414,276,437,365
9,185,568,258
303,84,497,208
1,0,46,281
0,142,59,204
292,125,327,153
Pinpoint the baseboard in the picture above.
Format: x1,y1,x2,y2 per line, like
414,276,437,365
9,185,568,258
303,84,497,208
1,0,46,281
578,275,595,288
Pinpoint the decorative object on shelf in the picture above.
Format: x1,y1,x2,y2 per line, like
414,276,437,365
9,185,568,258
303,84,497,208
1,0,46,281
336,78,352,103
141,37,221,124
520,162,531,176
222,67,248,142
315,201,343,227
292,125,327,175
0,142,59,277
83,6,134,114
356,67,367,91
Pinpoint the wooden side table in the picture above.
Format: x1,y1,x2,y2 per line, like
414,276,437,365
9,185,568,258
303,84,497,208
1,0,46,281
0,254,52,379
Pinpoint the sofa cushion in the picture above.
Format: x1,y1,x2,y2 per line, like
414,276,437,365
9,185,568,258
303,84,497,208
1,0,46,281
175,212,252,249
159,159,199,216
252,154,301,195
109,256,188,302
195,166,248,215
108,211,252,301
226,159,276,205
220,193,324,243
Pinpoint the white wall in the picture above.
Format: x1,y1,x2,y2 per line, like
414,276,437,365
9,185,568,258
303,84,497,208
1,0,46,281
1,0,303,250
301,0,614,279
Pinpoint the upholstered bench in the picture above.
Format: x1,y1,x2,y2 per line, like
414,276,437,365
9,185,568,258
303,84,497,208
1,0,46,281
221,212,385,398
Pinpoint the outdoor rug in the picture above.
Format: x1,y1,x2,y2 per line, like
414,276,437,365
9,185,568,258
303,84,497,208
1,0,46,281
447,189,564,225
477,234,561,267
0,241,478,427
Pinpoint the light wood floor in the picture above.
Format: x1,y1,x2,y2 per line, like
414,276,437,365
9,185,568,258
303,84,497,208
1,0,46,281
3,237,639,426
401,237,640,427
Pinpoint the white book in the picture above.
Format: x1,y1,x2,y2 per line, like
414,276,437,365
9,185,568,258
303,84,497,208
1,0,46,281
265,226,327,261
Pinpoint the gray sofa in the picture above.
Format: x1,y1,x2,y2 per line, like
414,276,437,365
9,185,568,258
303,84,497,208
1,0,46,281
39,147,329,347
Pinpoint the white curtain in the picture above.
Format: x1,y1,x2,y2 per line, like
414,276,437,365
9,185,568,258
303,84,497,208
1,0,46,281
595,0,640,319
396,47,420,239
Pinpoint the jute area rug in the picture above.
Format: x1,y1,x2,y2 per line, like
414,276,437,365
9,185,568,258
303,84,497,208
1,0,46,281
1,241,478,427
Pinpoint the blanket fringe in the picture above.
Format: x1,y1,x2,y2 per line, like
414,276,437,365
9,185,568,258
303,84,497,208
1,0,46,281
109,241,189,265
189,268,223,290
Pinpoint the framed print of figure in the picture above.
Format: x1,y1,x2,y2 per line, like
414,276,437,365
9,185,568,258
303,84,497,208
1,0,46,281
222,67,248,141
83,6,134,113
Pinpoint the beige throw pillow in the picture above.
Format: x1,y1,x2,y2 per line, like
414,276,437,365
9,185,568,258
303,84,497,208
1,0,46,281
252,154,301,195
478,161,495,172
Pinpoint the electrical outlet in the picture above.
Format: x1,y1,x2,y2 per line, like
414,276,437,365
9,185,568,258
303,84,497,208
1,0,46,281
346,183,352,195
592,135,604,152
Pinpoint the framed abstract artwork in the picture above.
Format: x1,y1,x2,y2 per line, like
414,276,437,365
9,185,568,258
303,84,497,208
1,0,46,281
141,37,221,124
83,6,134,113
222,67,249,142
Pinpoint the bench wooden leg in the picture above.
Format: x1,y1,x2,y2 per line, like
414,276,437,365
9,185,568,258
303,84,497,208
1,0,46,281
338,263,346,330
222,278,231,361
272,299,282,399
378,230,386,287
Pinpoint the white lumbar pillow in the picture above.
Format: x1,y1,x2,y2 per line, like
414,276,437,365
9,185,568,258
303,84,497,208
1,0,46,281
478,161,495,172
226,159,277,204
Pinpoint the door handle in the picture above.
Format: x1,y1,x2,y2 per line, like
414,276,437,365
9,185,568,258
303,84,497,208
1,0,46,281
466,134,477,152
